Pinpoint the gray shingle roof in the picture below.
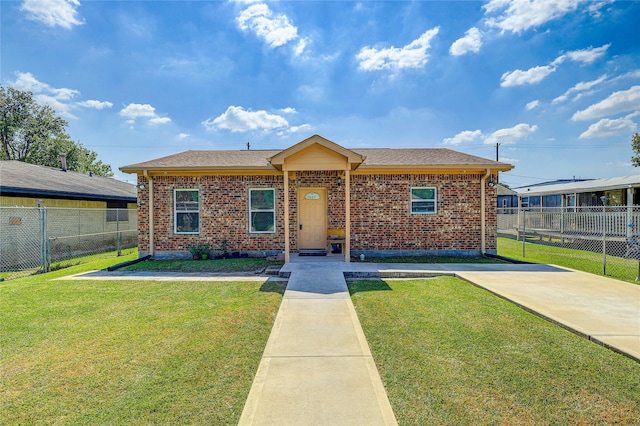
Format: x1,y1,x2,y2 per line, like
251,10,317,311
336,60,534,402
121,147,511,172
1,161,137,202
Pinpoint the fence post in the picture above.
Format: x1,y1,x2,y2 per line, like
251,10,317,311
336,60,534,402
522,209,526,257
116,209,122,256
40,207,49,273
601,196,608,275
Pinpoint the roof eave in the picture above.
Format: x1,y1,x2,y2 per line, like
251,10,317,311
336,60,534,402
120,165,277,174
1,187,137,202
358,163,514,172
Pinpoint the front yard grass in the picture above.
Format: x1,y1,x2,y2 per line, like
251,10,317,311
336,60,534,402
0,257,285,425
349,277,640,424
354,255,502,264
498,236,640,283
122,257,283,273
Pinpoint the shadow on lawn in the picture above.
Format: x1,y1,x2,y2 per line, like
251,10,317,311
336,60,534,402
259,280,287,295
347,280,393,295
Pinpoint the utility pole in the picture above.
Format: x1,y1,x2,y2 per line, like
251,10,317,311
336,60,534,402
495,142,501,184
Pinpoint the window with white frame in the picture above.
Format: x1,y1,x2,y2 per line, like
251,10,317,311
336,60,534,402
249,188,275,233
410,187,437,214
174,189,199,234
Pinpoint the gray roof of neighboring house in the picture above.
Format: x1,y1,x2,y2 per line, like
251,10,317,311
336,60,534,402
0,160,137,202
515,175,640,196
496,184,517,196
121,147,511,172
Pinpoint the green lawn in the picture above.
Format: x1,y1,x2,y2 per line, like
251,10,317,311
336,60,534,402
0,257,285,425
349,278,640,425
122,257,283,273
355,255,501,264
498,237,640,283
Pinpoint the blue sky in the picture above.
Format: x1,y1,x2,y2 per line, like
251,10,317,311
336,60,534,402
2,0,639,187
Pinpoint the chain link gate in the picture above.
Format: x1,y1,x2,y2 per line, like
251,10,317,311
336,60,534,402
1,206,137,279
0,207,45,275
498,206,640,282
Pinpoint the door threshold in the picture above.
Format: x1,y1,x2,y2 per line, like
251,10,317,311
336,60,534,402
298,249,328,256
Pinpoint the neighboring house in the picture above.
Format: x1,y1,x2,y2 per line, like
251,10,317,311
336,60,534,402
516,175,640,209
121,134,513,262
1,160,138,270
1,160,137,209
496,184,518,212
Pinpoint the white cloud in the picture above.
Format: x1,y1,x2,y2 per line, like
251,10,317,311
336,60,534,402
579,112,639,139
12,71,80,99
525,100,541,110
236,3,299,49
442,129,483,146
149,117,172,125
78,100,113,110
10,71,113,118
552,74,607,104
120,103,170,125
484,123,538,145
484,0,586,34
500,65,556,87
572,85,640,121
177,133,190,139
279,107,298,114
277,123,313,136
203,106,289,132
356,27,439,71
120,103,157,119
449,27,482,56
566,43,610,64
21,0,83,29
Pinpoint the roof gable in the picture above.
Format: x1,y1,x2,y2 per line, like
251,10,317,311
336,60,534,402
268,135,365,171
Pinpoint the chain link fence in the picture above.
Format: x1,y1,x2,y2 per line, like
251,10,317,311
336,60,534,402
1,207,137,278
498,206,640,282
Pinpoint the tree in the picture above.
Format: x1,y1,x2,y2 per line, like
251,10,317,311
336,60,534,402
632,133,640,167
0,85,113,176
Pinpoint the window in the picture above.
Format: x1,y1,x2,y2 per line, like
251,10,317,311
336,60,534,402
411,187,437,214
175,189,199,234
250,188,275,233
106,201,129,222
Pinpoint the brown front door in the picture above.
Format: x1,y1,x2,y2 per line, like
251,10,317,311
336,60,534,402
298,188,327,249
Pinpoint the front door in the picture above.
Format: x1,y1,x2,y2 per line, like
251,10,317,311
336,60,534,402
298,188,327,249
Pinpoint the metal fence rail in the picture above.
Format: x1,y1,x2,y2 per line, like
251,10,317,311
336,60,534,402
1,207,137,274
498,206,640,281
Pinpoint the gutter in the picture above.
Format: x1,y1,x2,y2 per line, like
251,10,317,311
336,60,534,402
0,187,136,202
143,170,154,257
481,168,491,255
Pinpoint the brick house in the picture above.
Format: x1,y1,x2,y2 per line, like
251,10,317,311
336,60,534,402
121,135,513,262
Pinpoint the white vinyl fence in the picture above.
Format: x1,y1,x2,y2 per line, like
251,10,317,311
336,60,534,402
1,207,137,274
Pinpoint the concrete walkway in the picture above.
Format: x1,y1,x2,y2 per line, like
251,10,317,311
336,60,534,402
238,262,398,425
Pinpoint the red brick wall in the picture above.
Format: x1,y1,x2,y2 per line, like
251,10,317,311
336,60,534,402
350,173,495,252
136,172,497,257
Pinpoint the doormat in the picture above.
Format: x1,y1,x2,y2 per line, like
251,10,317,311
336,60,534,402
298,249,328,256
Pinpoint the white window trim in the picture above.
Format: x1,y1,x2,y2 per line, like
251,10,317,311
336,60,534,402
410,187,437,215
249,188,276,234
174,189,200,234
